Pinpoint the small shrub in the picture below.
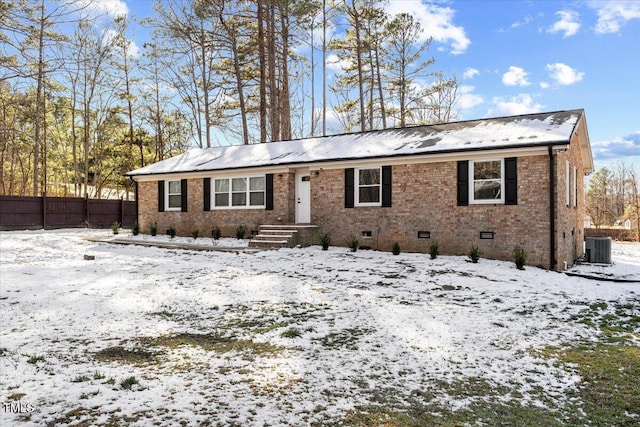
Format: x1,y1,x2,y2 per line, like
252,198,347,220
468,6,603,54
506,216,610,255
211,226,222,240
167,226,176,239
191,230,199,240
469,245,480,263
93,371,105,380
513,246,527,270
132,222,140,236
319,232,331,250
236,225,246,240
111,221,121,235
149,222,158,236
120,376,139,390
429,241,439,259
348,235,359,252
71,375,90,383
391,242,400,255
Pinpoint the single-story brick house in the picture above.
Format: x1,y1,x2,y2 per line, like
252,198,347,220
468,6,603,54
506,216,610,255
126,109,594,270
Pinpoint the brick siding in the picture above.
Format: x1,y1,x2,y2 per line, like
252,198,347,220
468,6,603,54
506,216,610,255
137,149,587,270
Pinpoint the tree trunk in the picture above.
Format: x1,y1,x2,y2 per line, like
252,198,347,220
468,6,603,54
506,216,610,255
33,0,46,196
278,2,291,141
258,1,267,142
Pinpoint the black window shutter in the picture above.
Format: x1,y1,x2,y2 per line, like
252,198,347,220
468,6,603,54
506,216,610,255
381,165,392,207
181,179,188,212
158,180,165,212
345,168,354,208
203,178,211,211
505,157,518,205
265,173,274,210
457,161,469,206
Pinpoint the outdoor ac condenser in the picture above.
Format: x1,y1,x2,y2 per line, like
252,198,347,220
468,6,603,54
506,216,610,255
585,237,612,264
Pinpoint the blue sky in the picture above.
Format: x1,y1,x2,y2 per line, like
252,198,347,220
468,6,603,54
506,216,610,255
106,0,640,172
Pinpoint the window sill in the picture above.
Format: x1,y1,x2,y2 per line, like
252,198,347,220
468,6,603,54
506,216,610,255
211,206,265,210
469,200,505,205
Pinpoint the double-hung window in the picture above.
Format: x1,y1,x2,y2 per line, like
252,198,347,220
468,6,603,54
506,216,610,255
166,180,182,210
356,167,381,206
470,159,504,203
213,176,266,208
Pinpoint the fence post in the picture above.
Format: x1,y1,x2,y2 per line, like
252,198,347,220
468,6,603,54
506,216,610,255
85,194,89,226
120,197,124,226
42,192,47,229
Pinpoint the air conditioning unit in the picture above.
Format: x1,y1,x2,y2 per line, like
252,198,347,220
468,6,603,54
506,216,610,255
585,237,612,264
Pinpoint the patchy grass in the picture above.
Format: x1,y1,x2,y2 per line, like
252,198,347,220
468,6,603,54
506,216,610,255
120,376,140,390
139,333,284,358
94,346,158,365
318,328,372,350
547,344,640,426
26,354,45,364
281,328,303,338
538,297,640,426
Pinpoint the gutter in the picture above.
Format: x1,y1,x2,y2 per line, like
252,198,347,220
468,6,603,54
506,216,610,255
548,145,557,270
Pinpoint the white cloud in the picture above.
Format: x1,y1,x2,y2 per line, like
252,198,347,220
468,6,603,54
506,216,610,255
488,94,543,117
591,131,640,159
546,63,585,85
502,66,530,87
539,82,550,89
104,29,140,58
591,1,640,34
78,0,128,17
463,68,479,80
326,54,350,72
510,15,533,29
547,10,580,37
457,85,484,110
387,2,470,55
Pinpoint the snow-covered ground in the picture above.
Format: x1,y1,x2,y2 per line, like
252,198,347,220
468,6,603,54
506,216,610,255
1,229,638,426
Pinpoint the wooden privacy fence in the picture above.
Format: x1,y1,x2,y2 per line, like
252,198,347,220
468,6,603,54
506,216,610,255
585,227,637,242
0,195,137,230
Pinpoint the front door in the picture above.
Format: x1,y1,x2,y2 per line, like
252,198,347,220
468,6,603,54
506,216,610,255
295,173,311,223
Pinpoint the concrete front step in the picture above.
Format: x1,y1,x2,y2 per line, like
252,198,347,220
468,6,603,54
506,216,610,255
248,224,319,249
253,234,294,240
249,239,289,248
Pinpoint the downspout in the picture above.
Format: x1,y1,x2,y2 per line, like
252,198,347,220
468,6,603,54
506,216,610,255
130,176,139,226
548,146,556,270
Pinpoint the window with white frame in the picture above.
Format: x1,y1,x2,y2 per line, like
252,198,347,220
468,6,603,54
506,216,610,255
470,160,504,203
213,176,266,208
356,167,381,206
166,180,182,210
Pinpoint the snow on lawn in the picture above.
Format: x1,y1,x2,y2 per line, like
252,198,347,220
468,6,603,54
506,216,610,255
1,229,638,426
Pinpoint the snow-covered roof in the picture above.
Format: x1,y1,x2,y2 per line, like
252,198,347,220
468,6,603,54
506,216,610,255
127,109,587,177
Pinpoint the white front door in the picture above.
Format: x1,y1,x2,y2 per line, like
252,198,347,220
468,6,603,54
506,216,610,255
295,173,311,223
